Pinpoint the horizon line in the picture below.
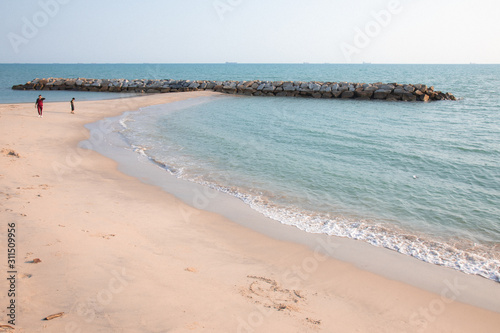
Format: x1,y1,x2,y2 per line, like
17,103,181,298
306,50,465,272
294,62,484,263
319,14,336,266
1,62,499,65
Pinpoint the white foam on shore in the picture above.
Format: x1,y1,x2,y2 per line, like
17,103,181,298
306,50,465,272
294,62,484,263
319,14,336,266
109,99,500,284
147,156,500,283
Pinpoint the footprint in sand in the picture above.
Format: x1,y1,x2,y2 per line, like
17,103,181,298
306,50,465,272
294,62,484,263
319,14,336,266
90,233,115,239
1,148,20,158
241,275,306,312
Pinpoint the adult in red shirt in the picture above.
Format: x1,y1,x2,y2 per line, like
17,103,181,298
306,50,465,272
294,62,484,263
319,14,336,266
35,95,45,117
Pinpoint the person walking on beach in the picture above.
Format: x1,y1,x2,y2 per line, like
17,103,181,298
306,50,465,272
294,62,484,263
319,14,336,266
35,95,45,117
70,97,75,114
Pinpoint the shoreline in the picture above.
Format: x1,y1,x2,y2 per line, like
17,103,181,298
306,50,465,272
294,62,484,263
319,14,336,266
86,95,500,308
1,92,499,331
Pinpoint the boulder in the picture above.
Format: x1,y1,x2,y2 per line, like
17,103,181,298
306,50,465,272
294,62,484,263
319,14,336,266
355,90,373,99
403,85,415,92
223,81,237,89
262,85,275,92
331,91,342,98
418,94,430,102
393,88,406,96
364,86,379,92
386,94,401,101
341,91,355,99
401,93,417,101
309,83,322,91
373,89,392,99
320,85,332,92
378,84,395,90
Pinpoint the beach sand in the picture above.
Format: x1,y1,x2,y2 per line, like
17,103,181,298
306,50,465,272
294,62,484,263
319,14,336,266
1,91,499,332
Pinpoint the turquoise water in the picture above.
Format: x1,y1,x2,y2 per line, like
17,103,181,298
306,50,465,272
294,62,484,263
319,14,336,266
2,64,499,281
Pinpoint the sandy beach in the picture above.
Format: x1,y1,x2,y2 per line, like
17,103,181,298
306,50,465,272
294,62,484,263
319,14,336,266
1,91,499,332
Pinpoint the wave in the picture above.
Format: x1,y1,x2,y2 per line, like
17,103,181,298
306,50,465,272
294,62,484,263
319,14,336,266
138,148,500,283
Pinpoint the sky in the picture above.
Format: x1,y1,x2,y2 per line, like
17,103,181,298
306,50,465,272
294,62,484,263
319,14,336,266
1,0,499,64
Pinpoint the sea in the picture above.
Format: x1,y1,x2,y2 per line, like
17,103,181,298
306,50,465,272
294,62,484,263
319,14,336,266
1,63,499,282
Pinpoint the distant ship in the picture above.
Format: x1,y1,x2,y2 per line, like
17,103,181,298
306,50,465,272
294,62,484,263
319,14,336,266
225,62,237,64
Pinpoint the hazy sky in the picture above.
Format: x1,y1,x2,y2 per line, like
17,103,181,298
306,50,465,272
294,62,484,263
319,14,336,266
1,0,499,64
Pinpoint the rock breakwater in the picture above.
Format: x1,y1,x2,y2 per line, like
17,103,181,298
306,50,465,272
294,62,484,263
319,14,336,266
12,78,456,101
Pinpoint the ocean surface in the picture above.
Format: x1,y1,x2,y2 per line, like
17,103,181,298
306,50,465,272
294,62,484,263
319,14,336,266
2,63,499,282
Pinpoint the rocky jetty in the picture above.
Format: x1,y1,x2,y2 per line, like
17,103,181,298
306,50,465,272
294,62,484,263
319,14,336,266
12,78,456,102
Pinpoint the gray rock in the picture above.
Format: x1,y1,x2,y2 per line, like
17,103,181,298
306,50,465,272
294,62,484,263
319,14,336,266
309,83,321,91
223,81,237,89
393,88,406,95
355,90,373,99
404,85,415,92
331,91,342,98
386,94,401,101
341,91,355,99
364,86,379,92
378,84,395,90
373,89,392,99
401,93,417,101
262,85,275,92
320,85,331,92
